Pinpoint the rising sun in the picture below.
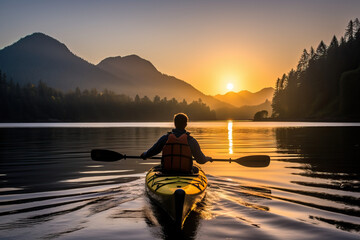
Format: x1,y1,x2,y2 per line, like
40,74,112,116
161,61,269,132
226,83,234,91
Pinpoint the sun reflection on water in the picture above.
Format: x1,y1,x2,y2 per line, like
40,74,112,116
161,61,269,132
228,120,233,154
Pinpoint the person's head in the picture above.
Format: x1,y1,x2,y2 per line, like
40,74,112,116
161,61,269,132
174,113,188,130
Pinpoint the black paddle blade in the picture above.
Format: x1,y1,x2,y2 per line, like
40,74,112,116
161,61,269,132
91,149,125,162
236,155,270,168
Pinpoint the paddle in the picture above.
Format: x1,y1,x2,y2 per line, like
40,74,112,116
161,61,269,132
91,149,270,168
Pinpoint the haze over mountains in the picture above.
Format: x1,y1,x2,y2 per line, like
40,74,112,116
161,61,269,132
96,55,229,109
214,87,274,108
0,32,272,116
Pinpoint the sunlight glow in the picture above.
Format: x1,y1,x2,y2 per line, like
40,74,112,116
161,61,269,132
228,120,233,154
226,83,234,91
219,70,241,94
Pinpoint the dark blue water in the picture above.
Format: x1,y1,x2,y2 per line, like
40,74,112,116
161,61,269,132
0,122,359,239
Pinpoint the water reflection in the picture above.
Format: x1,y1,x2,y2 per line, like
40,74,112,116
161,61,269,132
275,127,360,184
1,124,360,239
227,120,233,155
274,127,360,232
0,127,165,193
145,196,203,240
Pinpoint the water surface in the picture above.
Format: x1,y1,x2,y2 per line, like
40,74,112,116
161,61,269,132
0,121,359,239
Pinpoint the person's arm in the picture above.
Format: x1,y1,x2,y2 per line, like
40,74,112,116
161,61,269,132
141,134,168,159
188,137,211,164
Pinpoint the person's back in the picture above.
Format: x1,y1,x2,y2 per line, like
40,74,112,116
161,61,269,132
162,131,193,172
141,113,211,173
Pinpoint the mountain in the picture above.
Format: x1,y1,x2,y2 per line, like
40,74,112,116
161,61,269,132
216,99,272,120
0,33,131,92
214,87,274,108
97,55,230,109
97,55,160,82
0,32,230,110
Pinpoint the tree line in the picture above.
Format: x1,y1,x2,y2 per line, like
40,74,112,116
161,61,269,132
0,73,216,122
272,19,360,121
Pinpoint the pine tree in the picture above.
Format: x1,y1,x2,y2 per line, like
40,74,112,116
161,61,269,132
275,78,281,91
272,18,360,120
134,94,140,103
280,74,287,90
297,49,310,72
354,18,360,32
310,46,316,59
345,20,354,41
354,18,360,39
340,36,346,45
153,95,160,103
316,41,327,56
329,35,339,49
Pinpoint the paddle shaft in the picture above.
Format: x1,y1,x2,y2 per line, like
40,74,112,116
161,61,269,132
91,149,270,167
126,155,238,162
121,155,236,162
124,155,161,160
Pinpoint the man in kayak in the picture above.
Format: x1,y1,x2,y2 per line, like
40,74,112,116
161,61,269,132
140,113,211,173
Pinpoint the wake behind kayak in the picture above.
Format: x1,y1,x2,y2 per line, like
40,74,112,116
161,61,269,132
145,165,208,228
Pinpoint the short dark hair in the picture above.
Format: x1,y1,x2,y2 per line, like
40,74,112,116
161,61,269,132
174,113,188,129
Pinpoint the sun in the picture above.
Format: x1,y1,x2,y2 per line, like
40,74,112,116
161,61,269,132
226,83,234,91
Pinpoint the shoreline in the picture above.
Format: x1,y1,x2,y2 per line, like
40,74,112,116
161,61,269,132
1,121,360,129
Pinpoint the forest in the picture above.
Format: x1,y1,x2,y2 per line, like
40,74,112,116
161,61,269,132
0,74,216,122
272,19,360,121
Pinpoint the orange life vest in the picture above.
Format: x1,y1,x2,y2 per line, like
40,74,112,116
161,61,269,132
162,133,193,172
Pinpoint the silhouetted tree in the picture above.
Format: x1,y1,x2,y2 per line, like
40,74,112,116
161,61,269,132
134,94,140,103
329,36,339,50
316,41,327,57
353,18,360,37
254,110,268,121
345,20,354,41
297,49,310,72
310,46,316,59
0,74,217,122
153,95,160,103
272,19,360,121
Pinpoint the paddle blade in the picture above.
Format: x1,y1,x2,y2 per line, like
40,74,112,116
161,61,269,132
91,149,124,162
236,155,270,167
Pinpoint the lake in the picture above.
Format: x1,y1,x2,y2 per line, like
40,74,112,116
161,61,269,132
0,121,359,239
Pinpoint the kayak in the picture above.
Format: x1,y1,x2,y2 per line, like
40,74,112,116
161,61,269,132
145,164,208,228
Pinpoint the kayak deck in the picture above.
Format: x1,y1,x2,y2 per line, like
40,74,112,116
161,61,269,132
145,165,207,228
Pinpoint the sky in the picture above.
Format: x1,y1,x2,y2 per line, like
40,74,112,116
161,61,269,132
0,0,360,95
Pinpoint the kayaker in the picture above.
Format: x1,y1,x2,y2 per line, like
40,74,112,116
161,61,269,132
140,113,211,172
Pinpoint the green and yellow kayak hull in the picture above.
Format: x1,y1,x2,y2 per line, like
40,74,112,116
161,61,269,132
145,165,207,228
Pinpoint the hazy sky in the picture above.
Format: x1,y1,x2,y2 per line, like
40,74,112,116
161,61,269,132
1,0,359,95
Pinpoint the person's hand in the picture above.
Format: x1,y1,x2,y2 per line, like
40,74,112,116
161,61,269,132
206,156,212,162
140,152,147,160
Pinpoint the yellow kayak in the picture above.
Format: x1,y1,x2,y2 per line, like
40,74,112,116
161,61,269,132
145,164,207,228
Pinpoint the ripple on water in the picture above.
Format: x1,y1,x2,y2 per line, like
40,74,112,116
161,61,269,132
0,124,360,239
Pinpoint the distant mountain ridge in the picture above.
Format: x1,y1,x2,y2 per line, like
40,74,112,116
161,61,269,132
0,33,131,92
214,87,274,108
216,99,272,120
97,55,230,109
98,55,160,81
0,32,230,109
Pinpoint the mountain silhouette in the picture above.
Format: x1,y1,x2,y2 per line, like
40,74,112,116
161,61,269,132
97,55,230,108
216,99,272,119
0,32,230,109
0,33,131,92
98,55,160,82
214,87,274,108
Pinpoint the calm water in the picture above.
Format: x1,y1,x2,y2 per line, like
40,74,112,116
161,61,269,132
0,121,359,240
